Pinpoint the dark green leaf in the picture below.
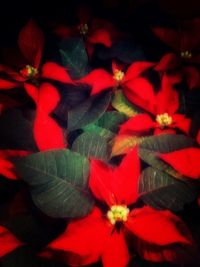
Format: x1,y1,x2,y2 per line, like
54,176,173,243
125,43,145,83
15,149,94,218
59,38,90,79
83,124,115,140
140,134,196,153
68,90,112,131
72,132,111,161
139,167,198,211
94,111,127,132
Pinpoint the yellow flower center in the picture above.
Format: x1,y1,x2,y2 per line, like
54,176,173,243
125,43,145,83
180,50,192,59
113,70,125,83
107,205,129,225
20,65,38,79
156,113,173,128
79,23,89,35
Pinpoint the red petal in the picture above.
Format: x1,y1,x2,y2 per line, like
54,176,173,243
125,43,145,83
0,226,22,257
126,206,191,246
183,66,200,89
79,69,115,95
159,148,200,179
0,150,31,180
113,148,140,205
0,79,19,90
0,64,24,82
102,231,129,267
156,74,179,114
90,148,140,206
172,114,191,134
152,27,180,51
89,160,116,206
119,114,155,135
124,77,156,114
18,19,44,68
24,83,39,104
133,234,196,264
48,207,110,266
37,83,60,114
155,53,179,71
88,29,112,47
41,62,73,83
124,61,154,82
33,83,66,151
34,115,66,151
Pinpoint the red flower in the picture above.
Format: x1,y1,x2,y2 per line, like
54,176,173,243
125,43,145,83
0,226,22,257
159,147,200,179
0,19,72,90
25,83,66,151
47,149,193,266
79,61,154,95
120,75,191,135
0,150,31,179
152,19,200,89
53,6,121,56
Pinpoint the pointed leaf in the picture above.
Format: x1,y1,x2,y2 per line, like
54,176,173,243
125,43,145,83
68,90,111,131
94,111,127,132
59,38,90,79
72,132,111,161
140,134,196,153
139,167,198,211
15,149,94,218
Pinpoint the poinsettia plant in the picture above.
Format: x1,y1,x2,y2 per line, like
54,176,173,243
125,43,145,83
0,6,200,267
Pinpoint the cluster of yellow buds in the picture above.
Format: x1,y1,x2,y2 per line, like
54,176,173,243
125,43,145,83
113,69,124,83
107,205,130,225
156,113,173,128
20,65,38,79
180,50,192,59
79,23,89,35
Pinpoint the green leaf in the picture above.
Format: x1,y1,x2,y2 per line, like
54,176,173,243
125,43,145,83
139,167,198,211
82,111,127,140
72,132,111,161
83,124,115,140
111,90,139,117
95,111,127,132
15,149,94,218
139,148,183,179
59,38,90,79
111,135,145,157
68,90,112,131
140,134,196,153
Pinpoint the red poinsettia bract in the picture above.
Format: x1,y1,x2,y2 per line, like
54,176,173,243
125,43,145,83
152,19,200,89
53,6,120,56
160,147,200,179
0,19,72,91
79,61,154,95
47,149,193,267
120,75,191,135
0,150,31,179
0,226,22,257
25,83,66,151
